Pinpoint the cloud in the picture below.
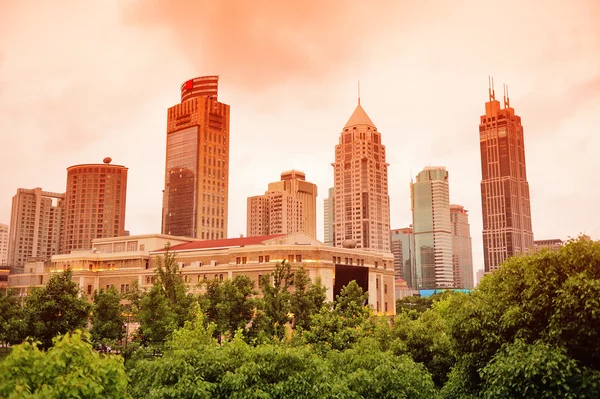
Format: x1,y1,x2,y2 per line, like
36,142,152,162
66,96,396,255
121,0,449,93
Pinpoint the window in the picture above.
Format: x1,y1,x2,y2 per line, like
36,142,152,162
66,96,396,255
236,257,241,264
377,301,380,312
385,302,388,312
288,255,294,263
105,284,110,290
219,274,224,281
375,261,379,268
242,257,247,264
87,285,92,295
265,255,270,262
259,255,264,263
384,284,388,294
376,278,380,289
215,274,219,280
295,254,302,262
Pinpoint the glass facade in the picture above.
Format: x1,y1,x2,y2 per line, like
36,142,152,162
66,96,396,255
411,167,454,289
163,126,199,237
390,228,415,288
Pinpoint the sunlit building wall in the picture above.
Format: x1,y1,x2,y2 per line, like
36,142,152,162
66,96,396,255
479,82,534,272
332,99,391,252
450,205,474,289
162,76,230,240
411,167,453,289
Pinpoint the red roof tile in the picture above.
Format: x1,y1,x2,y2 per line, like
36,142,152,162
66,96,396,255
154,234,287,252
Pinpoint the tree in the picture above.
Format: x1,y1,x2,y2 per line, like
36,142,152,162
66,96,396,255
90,286,125,348
259,260,294,339
301,281,373,353
479,340,600,398
290,266,326,331
136,284,175,346
202,275,257,337
445,237,600,396
0,289,25,346
154,243,194,328
0,330,130,398
22,269,90,349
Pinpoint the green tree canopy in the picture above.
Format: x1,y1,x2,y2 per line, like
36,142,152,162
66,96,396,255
0,330,129,399
446,237,600,396
259,260,294,339
290,266,327,331
22,269,90,349
90,286,125,347
201,275,257,338
0,289,24,346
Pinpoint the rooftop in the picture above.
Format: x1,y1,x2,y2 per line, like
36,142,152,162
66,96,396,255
344,103,376,129
160,234,287,252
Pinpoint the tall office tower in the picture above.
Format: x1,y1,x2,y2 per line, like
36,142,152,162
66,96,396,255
61,158,128,253
390,227,416,288
247,190,303,236
411,167,453,289
247,170,317,238
479,81,534,272
0,223,9,266
332,98,390,252
267,170,318,238
162,76,230,240
324,187,335,246
450,205,474,289
7,188,64,266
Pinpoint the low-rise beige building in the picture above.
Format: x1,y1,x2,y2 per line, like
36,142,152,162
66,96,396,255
9,232,396,315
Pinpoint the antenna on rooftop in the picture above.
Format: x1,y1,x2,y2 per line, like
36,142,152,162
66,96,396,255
488,75,496,101
503,83,510,108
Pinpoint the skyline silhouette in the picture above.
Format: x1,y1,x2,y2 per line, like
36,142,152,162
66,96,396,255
1,0,599,275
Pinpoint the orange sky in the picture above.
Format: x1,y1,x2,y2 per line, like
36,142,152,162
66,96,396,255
0,0,599,274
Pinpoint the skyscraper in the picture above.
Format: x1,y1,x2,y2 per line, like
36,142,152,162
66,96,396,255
390,227,416,288
7,188,64,266
450,205,474,289
332,98,390,252
247,170,317,238
61,158,128,253
479,81,534,272
411,167,453,289
323,187,334,246
162,76,230,240
0,223,9,266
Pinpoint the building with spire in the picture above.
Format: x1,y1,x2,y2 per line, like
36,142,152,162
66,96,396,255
332,94,391,252
162,76,230,240
479,79,534,272
411,167,454,289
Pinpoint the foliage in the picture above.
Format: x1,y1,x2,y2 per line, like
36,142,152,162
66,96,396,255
22,269,90,349
259,260,295,339
301,280,373,353
446,237,600,395
90,286,125,348
0,289,25,346
202,275,257,338
479,340,600,398
136,284,175,346
154,243,195,328
128,308,437,399
391,307,455,387
290,266,327,331
0,330,129,398
396,294,434,316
